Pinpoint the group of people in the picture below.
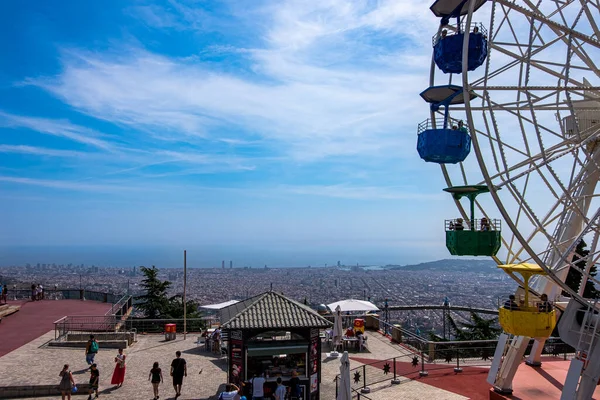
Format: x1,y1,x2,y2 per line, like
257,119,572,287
448,217,492,231
204,327,223,355
245,370,302,400
58,335,126,400
60,334,307,400
503,294,553,312
31,283,44,301
439,25,484,41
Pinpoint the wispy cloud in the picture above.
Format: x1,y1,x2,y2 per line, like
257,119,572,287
0,111,115,151
28,0,436,162
0,144,88,158
282,184,444,200
0,176,142,193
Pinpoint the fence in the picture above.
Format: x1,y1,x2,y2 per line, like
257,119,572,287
53,315,118,340
122,318,206,334
9,287,120,303
335,335,575,397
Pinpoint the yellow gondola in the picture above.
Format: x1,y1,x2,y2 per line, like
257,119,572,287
497,263,557,337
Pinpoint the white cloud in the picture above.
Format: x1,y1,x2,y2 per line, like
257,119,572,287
0,111,115,151
0,144,89,158
28,0,438,162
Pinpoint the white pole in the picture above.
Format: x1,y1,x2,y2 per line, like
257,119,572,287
183,250,187,340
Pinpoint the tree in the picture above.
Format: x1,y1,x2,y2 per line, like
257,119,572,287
135,266,172,318
564,240,599,298
447,312,501,341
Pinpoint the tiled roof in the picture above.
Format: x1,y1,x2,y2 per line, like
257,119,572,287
220,291,332,330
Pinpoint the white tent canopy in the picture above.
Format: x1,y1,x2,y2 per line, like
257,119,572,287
200,300,240,310
327,299,379,313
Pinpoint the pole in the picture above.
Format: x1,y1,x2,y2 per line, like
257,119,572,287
183,250,187,340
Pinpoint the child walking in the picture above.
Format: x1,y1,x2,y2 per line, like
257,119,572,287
149,361,163,400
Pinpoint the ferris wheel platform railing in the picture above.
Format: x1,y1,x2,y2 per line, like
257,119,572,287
417,118,470,134
444,218,502,256
431,21,488,47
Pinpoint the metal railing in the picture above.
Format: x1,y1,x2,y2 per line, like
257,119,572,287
432,21,488,46
373,316,574,361
105,295,133,317
335,329,575,397
445,218,501,231
8,288,120,303
417,118,470,134
122,318,206,334
54,315,119,340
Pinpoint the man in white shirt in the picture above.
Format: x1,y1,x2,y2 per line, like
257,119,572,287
251,372,266,400
274,378,286,400
218,383,240,400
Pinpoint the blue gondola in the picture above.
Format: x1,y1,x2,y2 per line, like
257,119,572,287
433,27,487,74
417,119,471,164
416,85,477,164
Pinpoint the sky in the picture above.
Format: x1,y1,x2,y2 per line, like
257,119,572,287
0,0,462,267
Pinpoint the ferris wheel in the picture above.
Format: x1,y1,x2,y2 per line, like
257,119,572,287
419,0,600,398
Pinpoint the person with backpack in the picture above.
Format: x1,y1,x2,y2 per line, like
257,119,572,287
86,335,99,367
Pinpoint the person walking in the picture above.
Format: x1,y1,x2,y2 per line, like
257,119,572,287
288,370,301,400
170,351,187,398
87,363,99,400
85,335,99,367
274,377,286,400
250,371,265,400
110,348,126,387
149,362,163,400
59,364,76,400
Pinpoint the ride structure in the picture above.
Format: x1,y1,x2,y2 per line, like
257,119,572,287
418,0,600,399
443,185,501,256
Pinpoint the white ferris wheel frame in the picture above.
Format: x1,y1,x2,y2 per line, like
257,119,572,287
430,0,600,307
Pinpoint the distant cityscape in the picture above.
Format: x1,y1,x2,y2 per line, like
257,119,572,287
0,258,516,335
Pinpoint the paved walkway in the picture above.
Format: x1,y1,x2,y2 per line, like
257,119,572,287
0,299,111,357
0,330,475,400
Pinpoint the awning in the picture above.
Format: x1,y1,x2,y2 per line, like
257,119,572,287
327,299,379,313
247,344,308,357
201,300,240,310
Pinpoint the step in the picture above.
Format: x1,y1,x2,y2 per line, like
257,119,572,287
0,305,20,319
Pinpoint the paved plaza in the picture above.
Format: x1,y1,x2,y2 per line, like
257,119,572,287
0,328,475,400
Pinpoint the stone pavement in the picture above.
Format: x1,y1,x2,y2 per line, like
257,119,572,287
0,330,474,400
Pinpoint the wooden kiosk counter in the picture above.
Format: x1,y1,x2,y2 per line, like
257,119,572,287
219,291,332,399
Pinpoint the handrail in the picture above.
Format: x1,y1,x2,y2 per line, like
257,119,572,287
105,294,133,316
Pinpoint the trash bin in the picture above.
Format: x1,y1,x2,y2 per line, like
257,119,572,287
165,324,176,341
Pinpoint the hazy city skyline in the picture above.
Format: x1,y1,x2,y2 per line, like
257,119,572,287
0,245,464,268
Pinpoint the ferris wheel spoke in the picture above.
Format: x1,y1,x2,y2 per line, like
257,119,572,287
497,0,600,50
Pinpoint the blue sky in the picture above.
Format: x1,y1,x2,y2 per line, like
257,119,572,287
0,0,459,266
